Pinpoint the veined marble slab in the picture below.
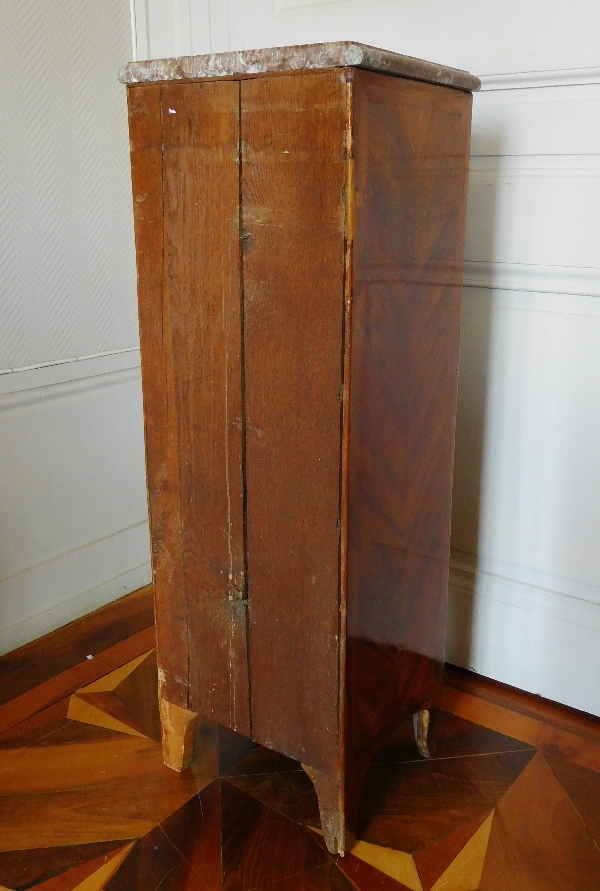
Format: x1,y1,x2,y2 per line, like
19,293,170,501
119,41,480,92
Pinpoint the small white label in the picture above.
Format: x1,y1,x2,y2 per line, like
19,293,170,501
168,108,176,114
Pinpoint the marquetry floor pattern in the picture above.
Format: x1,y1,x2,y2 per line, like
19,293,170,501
1,591,600,889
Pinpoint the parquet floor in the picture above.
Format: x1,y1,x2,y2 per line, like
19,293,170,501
1,588,600,890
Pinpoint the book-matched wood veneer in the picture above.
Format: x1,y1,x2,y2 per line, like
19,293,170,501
124,43,478,855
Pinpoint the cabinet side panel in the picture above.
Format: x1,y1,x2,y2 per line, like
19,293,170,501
159,81,249,733
346,71,472,768
242,71,348,771
128,84,188,710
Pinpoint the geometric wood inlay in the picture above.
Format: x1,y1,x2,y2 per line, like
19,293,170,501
67,693,146,738
479,753,600,890
413,810,493,891
348,837,423,891
4,588,600,889
428,811,494,891
34,843,134,890
76,652,154,694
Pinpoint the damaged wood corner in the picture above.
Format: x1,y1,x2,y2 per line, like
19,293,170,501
159,695,198,772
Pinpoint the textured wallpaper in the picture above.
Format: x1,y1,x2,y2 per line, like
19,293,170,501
0,0,138,371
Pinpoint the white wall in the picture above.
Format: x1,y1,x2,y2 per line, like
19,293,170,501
0,0,151,654
132,0,600,716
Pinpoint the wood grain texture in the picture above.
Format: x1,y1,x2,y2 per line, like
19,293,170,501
545,752,600,847
103,787,222,891
241,71,349,771
160,81,249,735
440,684,600,772
372,710,533,766
33,844,134,891
221,782,351,890
413,810,492,891
444,663,600,747
0,736,208,851
357,750,534,853
3,594,600,888
159,697,198,771
67,691,147,738
428,811,492,891
0,587,153,708
479,752,600,891
0,842,128,891
129,80,251,733
0,626,155,735
128,84,189,712
344,70,473,811
128,66,475,845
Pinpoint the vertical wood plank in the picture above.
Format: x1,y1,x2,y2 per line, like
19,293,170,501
241,71,349,771
345,71,473,787
128,84,189,711
159,80,250,735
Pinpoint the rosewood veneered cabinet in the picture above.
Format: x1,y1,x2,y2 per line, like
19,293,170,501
122,42,479,855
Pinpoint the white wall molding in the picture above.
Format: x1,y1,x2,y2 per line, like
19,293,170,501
449,549,600,632
469,155,600,177
0,366,143,416
447,550,600,716
130,0,150,60
0,362,150,652
480,67,600,92
463,262,600,301
0,348,141,397
0,524,150,657
133,0,212,59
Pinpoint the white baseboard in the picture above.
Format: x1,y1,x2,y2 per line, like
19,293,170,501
0,554,151,657
0,356,151,656
447,549,600,717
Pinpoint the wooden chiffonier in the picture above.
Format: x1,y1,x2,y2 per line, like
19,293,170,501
121,42,480,855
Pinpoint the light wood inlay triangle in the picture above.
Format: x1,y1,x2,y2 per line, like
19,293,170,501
67,692,146,738
349,836,423,891
72,843,134,890
81,651,154,693
429,812,494,891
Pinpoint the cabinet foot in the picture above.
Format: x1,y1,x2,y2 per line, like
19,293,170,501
159,696,198,772
413,708,434,759
302,765,345,856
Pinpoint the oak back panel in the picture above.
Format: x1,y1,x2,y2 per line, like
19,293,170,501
129,81,250,732
241,71,349,770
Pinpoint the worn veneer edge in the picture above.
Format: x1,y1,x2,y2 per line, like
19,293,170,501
119,41,481,92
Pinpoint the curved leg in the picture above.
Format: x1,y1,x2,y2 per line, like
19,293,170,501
302,764,345,856
413,708,434,759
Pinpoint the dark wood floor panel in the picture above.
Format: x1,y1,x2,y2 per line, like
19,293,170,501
412,810,492,891
0,626,155,736
440,678,600,773
0,586,153,707
545,752,600,848
357,750,534,853
373,710,534,765
0,841,128,891
221,782,335,890
1,588,600,889
479,753,600,891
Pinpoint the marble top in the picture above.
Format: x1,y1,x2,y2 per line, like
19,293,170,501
119,41,480,92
